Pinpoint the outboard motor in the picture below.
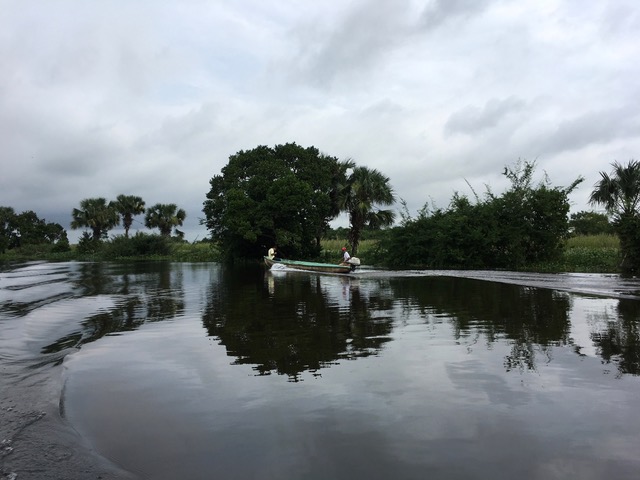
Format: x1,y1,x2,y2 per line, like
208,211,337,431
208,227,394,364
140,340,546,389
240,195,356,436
348,257,361,272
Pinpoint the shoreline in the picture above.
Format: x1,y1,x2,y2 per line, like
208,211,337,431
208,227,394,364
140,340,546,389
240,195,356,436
1,352,136,480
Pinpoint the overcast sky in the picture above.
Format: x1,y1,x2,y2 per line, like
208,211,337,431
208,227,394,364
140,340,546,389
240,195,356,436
2,0,639,242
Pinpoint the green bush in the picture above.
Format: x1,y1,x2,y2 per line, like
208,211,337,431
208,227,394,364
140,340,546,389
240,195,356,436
76,232,102,254
103,233,171,259
170,242,220,262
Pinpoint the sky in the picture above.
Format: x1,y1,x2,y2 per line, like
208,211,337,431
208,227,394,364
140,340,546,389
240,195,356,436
1,0,639,242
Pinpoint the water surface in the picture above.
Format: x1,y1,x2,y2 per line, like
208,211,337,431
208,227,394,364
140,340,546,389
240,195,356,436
2,262,640,479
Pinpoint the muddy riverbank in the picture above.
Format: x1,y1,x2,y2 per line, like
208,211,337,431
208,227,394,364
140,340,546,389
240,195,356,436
1,353,136,480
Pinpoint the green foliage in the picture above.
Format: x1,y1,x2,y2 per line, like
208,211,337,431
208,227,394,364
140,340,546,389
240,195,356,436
0,206,15,254
337,165,395,255
103,232,172,258
145,203,186,236
51,231,71,252
379,160,583,269
569,211,612,235
567,234,619,249
111,194,146,237
203,143,343,260
170,241,220,262
590,160,640,272
76,231,102,255
589,160,640,218
0,206,68,253
71,197,119,240
561,247,620,273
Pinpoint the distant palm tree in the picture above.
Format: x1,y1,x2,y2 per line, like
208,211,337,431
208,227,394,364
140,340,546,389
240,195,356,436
589,160,640,218
111,194,146,237
71,198,119,241
338,166,395,255
145,203,186,236
590,159,640,271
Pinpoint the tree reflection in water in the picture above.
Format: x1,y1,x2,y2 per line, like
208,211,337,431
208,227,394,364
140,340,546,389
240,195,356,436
202,266,396,381
389,276,573,372
591,297,640,376
8,262,638,379
41,262,185,360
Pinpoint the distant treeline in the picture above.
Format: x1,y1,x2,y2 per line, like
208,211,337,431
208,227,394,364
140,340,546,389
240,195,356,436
1,195,189,256
2,144,638,273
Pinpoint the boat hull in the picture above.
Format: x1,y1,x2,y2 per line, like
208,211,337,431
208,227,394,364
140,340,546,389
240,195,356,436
264,256,354,274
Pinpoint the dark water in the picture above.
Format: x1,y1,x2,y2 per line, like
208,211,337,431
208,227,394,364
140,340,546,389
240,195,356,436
2,262,640,479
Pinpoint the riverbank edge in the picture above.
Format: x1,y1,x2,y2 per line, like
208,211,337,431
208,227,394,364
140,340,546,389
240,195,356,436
1,350,137,480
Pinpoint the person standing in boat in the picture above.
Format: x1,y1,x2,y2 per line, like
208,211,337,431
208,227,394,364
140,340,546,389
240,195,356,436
268,245,278,260
340,247,351,265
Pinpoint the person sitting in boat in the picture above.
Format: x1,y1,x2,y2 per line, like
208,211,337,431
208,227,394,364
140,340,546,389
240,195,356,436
340,247,351,265
267,245,277,260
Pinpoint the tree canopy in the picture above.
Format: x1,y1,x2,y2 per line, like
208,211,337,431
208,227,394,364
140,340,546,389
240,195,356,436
569,211,612,236
337,165,395,255
111,194,146,237
0,206,68,253
71,198,119,241
203,143,344,260
145,203,186,237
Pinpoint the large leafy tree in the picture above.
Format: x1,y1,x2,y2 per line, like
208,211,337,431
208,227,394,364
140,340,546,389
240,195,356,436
203,143,344,260
145,203,186,236
337,166,396,255
589,159,640,272
569,211,612,236
10,210,65,248
71,198,119,241
0,206,15,253
111,194,146,237
0,207,67,251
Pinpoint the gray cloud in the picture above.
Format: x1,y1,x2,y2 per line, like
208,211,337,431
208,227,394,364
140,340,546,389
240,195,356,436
420,0,493,29
286,0,415,87
540,106,640,156
444,96,526,136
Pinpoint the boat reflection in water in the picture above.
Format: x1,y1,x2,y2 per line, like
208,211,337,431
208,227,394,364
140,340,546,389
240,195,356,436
263,255,360,274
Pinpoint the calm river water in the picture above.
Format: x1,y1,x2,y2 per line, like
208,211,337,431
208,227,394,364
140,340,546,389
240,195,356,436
2,261,640,480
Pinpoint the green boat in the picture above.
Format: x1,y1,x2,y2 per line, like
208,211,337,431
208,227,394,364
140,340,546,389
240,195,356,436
264,256,359,274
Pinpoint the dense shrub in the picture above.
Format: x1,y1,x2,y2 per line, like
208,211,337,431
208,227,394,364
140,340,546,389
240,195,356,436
379,161,582,270
76,232,102,254
103,233,172,258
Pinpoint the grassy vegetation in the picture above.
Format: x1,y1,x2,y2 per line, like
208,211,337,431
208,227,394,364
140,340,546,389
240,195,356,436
553,234,620,273
0,234,623,274
566,234,619,249
0,240,221,263
318,239,379,264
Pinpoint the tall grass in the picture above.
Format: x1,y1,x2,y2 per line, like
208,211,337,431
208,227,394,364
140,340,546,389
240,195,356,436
554,234,620,273
566,234,619,249
319,239,378,263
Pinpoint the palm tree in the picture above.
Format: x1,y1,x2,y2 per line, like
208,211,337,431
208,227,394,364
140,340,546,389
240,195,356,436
71,198,119,241
589,160,640,218
590,159,640,271
111,194,146,237
338,165,396,255
145,203,186,236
